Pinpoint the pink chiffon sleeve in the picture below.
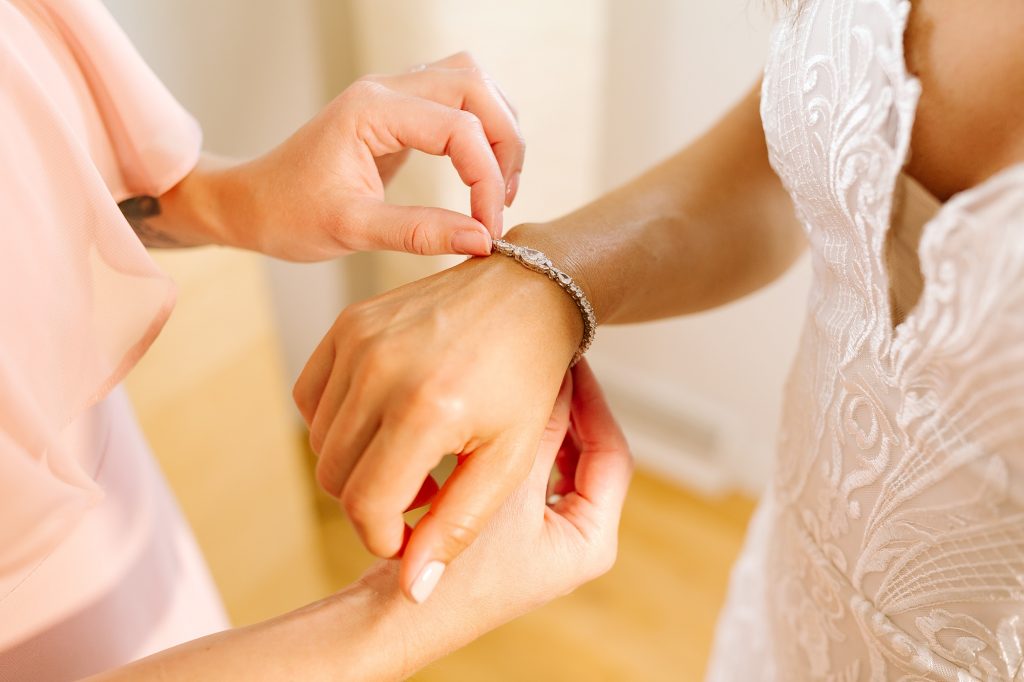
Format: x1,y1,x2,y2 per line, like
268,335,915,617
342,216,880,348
0,0,200,591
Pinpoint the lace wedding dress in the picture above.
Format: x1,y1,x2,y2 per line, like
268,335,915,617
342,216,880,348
706,0,1024,679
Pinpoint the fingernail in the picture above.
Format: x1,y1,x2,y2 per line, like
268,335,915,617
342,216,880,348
410,560,445,604
505,171,521,207
451,230,490,256
493,209,504,237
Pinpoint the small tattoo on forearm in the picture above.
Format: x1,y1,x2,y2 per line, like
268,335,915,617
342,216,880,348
118,195,181,248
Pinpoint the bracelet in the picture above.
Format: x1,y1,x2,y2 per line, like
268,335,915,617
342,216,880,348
490,238,596,367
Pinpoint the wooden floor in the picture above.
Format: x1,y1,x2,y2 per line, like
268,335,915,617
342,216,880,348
312,454,756,682
127,247,756,681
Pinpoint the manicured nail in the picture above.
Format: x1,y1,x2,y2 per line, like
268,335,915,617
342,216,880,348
410,560,445,604
451,230,490,256
492,208,504,237
505,171,521,207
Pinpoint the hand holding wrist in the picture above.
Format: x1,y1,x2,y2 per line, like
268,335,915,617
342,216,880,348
336,363,632,677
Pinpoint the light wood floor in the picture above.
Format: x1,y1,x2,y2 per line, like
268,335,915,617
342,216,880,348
312,453,755,682
127,247,756,681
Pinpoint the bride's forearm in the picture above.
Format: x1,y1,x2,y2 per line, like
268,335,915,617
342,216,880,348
507,81,803,325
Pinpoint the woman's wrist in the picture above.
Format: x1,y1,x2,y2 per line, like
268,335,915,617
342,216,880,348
346,562,489,679
503,222,608,323
455,241,584,367
151,154,243,249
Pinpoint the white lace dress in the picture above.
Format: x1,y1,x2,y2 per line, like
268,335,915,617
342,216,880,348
706,0,1024,680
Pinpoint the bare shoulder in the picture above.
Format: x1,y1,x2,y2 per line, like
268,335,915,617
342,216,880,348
904,0,1024,200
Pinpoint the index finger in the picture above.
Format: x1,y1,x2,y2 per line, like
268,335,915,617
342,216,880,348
367,89,505,237
338,408,460,559
382,67,524,191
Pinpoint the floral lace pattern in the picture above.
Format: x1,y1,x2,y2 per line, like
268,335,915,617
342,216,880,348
707,1,1024,680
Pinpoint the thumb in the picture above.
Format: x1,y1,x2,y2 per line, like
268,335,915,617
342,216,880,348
349,198,493,256
398,434,531,604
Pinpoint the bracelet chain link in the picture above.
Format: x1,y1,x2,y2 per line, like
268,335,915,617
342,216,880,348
490,238,596,367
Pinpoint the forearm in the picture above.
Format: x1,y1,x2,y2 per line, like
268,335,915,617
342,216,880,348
84,563,471,682
119,153,245,250
507,81,803,325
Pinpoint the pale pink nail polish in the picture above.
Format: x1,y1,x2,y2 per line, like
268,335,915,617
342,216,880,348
493,209,504,237
410,561,445,604
505,171,521,207
451,230,490,256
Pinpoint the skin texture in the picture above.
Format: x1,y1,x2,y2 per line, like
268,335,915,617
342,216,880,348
296,0,1024,609
87,3,1024,675
86,362,632,681
903,0,1024,201
137,52,525,259
293,82,804,605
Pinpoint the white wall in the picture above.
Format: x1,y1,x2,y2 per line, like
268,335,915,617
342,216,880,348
104,0,353,384
343,0,611,292
106,0,810,495
590,2,811,493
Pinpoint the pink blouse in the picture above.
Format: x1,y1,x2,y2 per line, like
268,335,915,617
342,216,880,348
0,0,228,678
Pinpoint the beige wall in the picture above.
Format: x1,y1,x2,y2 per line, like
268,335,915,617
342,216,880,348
592,2,811,493
109,0,808,500
101,0,805,668
345,0,610,292
106,0,336,624
335,2,810,494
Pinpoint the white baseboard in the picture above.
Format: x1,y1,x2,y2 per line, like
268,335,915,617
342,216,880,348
587,354,762,496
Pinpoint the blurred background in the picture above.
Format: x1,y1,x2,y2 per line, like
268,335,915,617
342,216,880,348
108,1,810,679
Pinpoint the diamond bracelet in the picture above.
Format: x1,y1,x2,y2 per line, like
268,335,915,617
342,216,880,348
490,238,596,367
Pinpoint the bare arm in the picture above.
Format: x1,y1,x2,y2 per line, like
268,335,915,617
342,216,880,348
116,155,233,249
510,80,803,324
293,80,803,603
88,364,632,681
118,52,527,259
86,577,417,682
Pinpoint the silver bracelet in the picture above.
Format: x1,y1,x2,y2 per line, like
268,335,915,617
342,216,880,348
491,238,596,367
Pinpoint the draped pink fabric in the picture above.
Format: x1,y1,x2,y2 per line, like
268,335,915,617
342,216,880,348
0,0,228,677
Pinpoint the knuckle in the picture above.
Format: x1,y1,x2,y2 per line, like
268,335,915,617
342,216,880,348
308,423,327,455
400,210,434,255
452,110,484,136
315,456,341,497
452,50,478,67
364,531,402,559
432,511,483,557
332,303,361,332
353,75,386,92
340,487,375,524
338,78,383,107
308,410,338,456
292,382,313,423
355,338,395,376
335,305,376,346
403,382,466,425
